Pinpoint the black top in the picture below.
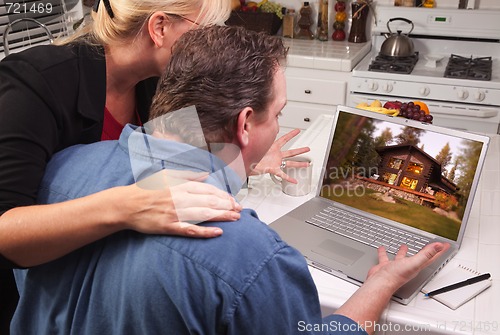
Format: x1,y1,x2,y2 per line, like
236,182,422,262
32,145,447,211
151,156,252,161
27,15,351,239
0,42,158,267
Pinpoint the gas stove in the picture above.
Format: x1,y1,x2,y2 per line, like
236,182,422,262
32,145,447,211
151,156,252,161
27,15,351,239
444,55,492,81
349,6,500,134
368,53,419,74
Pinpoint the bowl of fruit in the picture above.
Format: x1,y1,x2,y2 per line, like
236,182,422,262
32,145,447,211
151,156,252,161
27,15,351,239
356,100,434,124
226,0,283,35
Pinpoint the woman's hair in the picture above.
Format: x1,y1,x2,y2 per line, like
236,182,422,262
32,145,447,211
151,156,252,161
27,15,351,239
148,25,288,148
58,0,231,46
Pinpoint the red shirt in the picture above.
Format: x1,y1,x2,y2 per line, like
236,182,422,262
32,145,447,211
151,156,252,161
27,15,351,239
101,107,142,141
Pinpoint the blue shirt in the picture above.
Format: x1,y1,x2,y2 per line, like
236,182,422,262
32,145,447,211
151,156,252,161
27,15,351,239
12,125,367,335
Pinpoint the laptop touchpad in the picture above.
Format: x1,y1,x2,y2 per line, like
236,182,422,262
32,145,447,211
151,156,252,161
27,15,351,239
312,239,364,265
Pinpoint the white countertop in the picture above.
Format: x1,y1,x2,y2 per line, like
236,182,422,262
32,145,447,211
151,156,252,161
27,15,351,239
283,38,371,72
239,115,500,335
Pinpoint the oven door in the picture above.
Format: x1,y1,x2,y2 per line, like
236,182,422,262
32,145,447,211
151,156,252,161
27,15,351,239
348,93,500,134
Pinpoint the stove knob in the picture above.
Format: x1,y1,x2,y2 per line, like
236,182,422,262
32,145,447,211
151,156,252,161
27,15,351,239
419,86,430,97
368,81,379,92
382,83,393,93
474,91,486,102
457,89,469,100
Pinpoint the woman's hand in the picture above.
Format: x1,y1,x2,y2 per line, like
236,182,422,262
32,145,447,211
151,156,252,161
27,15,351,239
118,169,242,238
251,129,310,183
0,169,242,267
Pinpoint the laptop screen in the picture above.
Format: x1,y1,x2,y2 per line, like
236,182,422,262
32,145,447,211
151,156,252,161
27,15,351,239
319,108,489,242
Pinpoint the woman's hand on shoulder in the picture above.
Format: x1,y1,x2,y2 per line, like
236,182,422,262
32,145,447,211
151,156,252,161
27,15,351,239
115,170,242,238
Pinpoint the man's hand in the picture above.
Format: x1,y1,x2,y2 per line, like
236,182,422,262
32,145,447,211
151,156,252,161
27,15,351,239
366,243,450,290
335,242,450,335
251,129,310,183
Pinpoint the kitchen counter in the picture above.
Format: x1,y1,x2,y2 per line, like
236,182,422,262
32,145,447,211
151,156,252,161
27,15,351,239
283,38,371,72
239,115,500,335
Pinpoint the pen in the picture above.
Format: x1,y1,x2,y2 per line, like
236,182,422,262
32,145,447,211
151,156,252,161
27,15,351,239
424,273,491,297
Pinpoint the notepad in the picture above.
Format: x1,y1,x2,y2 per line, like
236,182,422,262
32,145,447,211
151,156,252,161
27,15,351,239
422,265,492,310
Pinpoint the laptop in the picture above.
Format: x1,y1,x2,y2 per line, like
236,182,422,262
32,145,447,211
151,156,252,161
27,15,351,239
270,105,490,304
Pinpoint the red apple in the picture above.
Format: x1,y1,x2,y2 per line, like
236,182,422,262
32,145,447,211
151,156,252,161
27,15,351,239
383,101,403,110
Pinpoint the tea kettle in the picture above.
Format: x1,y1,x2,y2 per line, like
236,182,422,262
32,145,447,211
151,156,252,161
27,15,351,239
380,17,415,58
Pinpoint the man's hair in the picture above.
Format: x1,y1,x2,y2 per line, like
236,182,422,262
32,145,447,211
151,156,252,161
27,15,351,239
148,25,288,147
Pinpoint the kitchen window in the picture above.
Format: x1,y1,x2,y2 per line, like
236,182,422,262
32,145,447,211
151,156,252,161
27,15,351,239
1,0,81,58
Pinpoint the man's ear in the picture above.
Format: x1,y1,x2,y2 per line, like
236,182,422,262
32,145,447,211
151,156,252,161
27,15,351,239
235,107,254,148
147,12,168,48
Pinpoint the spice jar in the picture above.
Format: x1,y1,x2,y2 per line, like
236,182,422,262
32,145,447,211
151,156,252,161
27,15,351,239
282,8,296,38
316,0,329,41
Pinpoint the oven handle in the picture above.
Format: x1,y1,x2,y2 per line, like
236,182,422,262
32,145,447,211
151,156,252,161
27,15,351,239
427,106,498,118
348,95,499,119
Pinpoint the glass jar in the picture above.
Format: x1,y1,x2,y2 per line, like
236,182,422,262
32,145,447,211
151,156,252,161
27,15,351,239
316,0,329,41
282,9,296,38
296,2,314,40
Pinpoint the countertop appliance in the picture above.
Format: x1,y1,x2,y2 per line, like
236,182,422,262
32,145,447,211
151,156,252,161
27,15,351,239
349,6,500,134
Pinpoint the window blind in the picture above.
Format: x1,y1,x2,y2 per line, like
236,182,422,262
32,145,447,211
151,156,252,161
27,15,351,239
1,0,80,57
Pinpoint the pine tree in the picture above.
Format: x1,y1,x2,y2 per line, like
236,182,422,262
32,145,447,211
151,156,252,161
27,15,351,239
447,158,459,181
435,142,452,174
395,126,424,146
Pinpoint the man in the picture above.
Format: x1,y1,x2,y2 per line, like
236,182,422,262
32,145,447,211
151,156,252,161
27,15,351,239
12,26,448,335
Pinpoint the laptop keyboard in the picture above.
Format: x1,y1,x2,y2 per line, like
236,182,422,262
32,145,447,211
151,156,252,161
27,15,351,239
306,206,430,256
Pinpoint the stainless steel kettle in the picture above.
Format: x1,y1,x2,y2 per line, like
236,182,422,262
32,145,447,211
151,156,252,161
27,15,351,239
380,17,415,58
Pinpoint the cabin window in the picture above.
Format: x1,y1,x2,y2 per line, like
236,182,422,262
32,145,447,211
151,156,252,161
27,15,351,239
388,158,404,169
401,176,418,190
406,162,424,175
382,172,398,185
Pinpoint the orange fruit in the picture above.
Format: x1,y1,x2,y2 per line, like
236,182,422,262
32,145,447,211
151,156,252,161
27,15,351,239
335,11,347,22
414,101,430,115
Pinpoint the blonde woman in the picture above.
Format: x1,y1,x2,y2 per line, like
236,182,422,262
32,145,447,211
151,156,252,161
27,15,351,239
0,0,307,331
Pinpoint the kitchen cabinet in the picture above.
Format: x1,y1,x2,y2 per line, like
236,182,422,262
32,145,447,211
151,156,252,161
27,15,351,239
276,39,371,142
279,67,351,140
